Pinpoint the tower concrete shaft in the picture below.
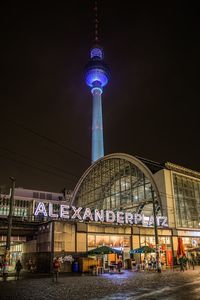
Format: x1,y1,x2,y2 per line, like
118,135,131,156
92,87,104,162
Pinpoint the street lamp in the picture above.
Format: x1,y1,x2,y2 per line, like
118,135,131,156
5,177,15,262
151,187,161,273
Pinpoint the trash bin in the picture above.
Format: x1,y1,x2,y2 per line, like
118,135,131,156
72,261,79,272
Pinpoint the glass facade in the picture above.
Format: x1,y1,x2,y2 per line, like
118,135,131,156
73,158,159,216
173,174,200,228
0,198,30,217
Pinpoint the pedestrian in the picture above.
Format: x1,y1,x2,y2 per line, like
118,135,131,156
0,260,2,274
52,257,61,282
157,261,162,273
27,259,33,271
2,259,8,281
152,257,156,270
148,258,153,271
117,260,123,273
15,259,23,280
30,262,36,273
179,257,184,272
182,256,188,270
189,256,195,270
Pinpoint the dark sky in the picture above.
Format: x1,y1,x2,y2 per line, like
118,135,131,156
0,0,200,192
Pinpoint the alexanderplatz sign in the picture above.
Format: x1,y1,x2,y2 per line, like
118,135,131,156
34,202,168,227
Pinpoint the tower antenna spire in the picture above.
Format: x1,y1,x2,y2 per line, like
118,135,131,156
94,0,99,43
85,0,110,163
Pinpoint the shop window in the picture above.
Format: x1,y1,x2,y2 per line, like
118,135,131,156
88,235,95,247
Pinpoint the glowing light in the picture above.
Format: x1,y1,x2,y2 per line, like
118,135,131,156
106,210,116,223
125,212,134,224
34,202,47,216
60,204,70,219
116,211,124,224
92,87,104,162
33,202,168,227
91,48,103,59
85,68,108,87
71,206,82,220
83,208,93,221
85,46,110,163
49,203,58,218
91,87,102,95
94,209,104,222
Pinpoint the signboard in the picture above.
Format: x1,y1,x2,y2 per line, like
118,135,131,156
34,202,168,227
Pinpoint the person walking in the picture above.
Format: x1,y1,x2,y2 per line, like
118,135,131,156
117,260,123,273
179,257,184,272
52,257,61,282
2,259,9,281
27,259,33,272
189,255,195,270
0,259,2,275
15,259,23,280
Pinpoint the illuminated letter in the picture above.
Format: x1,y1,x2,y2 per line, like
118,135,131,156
83,208,93,221
134,213,142,225
158,216,168,227
162,217,168,227
94,209,104,222
148,216,154,226
125,212,133,225
117,211,124,224
71,206,82,220
60,205,70,219
49,203,58,218
142,215,150,226
34,202,47,217
156,216,161,226
141,214,145,225
105,210,115,223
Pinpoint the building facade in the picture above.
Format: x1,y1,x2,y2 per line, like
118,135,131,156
0,153,199,272
0,187,71,267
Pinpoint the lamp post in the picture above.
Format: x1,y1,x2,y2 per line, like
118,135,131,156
151,187,161,273
5,177,15,262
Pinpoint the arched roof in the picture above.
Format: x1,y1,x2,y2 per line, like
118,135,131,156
71,153,162,214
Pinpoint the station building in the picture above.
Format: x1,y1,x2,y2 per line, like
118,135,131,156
0,153,200,272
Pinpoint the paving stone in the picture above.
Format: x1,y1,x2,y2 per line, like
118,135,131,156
0,267,200,300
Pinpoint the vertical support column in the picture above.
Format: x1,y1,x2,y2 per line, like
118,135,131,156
5,177,15,263
151,188,161,273
50,221,55,273
91,86,104,162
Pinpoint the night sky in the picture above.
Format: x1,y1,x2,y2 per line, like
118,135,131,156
1,0,200,193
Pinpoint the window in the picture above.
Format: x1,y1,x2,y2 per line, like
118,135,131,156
73,157,157,216
33,192,39,198
173,174,200,228
40,193,45,199
46,194,52,200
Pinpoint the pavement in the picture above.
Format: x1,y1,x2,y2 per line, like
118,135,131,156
0,267,200,300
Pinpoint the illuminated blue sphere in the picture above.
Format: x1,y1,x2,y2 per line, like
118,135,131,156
85,46,110,88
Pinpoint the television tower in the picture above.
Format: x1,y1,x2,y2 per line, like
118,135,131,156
85,0,110,163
